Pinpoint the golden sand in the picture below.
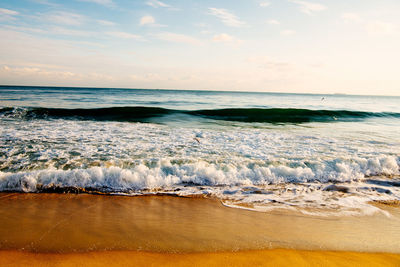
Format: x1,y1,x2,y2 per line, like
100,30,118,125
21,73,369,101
0,193,400,266
373,199,400,207
1,249,400,267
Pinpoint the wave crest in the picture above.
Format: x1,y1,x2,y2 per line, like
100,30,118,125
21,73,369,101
1,156,398,193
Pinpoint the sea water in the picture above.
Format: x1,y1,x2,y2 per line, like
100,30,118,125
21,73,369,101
1,86,399,216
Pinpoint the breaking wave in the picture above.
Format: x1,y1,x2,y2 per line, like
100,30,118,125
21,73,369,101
1,155,399,193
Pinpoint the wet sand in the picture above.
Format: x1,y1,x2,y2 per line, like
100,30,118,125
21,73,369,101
1,249,400,267
0,193,400,265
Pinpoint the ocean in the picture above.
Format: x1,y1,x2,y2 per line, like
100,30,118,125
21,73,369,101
1,86,399,216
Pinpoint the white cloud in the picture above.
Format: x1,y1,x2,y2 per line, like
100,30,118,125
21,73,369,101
146,0,170,8
267,19,280,25
341,13,362,23
195,23,207,28
281,30,295,35
140,15,155,25
1,65,115,84
146,0,178,10
77,0,115,7
3,25,102,40
246,56,293,71
51,26,95,37
0,8,19,21
212,33,242,44
4,24,99,39
212,33,233,42
30,0,59,6
289,0,326,15
97,19,116,26
259,2,271,7
208,8,245,27
139,15,166,27
153,32,202,45
0,8,19,16
106,31,144,40
341,13,397,35
2,65,76,77
0,29,124,77
2,25,47,34
366,21,397,35
130,73,162,82
3,23,144,41
44,11,86,26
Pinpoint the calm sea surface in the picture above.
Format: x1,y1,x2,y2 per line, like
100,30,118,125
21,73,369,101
1,86,399,215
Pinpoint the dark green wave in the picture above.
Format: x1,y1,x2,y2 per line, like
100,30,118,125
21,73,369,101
1,106,399,123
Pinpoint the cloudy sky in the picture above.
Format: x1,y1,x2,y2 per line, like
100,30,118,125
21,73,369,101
0,0,399,95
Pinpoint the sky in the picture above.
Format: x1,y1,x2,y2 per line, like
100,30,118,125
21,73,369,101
0,0,399,95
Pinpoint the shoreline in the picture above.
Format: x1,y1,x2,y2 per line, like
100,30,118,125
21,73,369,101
1,192,400,265
1,193,400,254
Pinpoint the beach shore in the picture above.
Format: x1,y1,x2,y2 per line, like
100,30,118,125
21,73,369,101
0,193,399,266
1,249,400,267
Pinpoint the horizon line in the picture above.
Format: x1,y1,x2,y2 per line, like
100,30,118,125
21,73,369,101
0,84,398,98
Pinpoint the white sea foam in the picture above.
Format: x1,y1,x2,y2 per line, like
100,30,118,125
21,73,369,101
1,159,399,216
1,118,399,216
1,155,399,190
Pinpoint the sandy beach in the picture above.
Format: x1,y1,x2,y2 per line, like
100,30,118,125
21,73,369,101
1,249,400,267
0,193,399,266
